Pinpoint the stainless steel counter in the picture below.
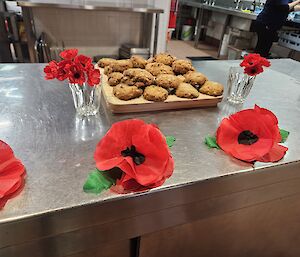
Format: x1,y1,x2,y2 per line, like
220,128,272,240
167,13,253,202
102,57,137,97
184,1,257,20
18,1,164,13
18,1,163,62
0,59,300,257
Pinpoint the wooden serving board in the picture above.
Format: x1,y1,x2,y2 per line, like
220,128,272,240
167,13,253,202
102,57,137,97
100,69,223,114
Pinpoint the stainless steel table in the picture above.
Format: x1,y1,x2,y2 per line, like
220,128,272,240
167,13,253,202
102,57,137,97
17,1,163,62
0,59,300,257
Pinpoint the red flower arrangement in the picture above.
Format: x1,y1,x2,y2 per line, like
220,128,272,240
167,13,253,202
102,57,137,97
205,105,289,163
44,49,100,86
83,119,175,194
0,141,26,209
240,53,271,76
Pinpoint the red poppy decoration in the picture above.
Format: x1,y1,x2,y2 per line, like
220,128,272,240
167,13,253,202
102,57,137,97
83,119,175,194
59,48,78,60
44,48,101,87
44,61,58,80
211,105,288,163
68,64,86,85
0,140,26,209
75,55,93,71
87,68,101,87
240,53,271,76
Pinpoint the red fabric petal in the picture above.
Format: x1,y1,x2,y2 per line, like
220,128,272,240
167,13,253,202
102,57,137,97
254,105,281,142
74,55,93,71
59,49,78,60
95,119,147,171
257,144,288,163
244,65,264,76
131,124,172,186
0,178,25,209
0,141,26,209
87,68,101,86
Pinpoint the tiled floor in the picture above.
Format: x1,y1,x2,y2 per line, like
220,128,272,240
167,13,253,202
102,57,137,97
166,40,218,60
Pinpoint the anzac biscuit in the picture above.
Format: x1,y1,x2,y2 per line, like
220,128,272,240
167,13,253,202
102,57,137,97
153,53,176,66
184,71,207,87
97,58,116,68
176,83,200,99
145,62,174,76
177,75,186,83
122,68,154,87
155,74,181,89
104,65,113,75
113,83,143,101
199,81,224,96
111,59,133,73
130,55,147,69
172,60,195,75
143,85,168,102
108,72,123,86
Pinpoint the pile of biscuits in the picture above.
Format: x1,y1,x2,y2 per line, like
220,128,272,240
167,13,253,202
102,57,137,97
97,53,223,102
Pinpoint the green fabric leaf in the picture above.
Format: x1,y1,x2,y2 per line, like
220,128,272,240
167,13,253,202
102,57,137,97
166,136,176,148
205,135,220,149
83,169,115,194
280,129,290,143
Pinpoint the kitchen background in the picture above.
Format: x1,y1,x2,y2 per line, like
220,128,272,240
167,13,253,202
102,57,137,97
1,0,300,63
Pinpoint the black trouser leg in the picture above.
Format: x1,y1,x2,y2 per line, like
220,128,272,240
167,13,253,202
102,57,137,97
252,22,277,58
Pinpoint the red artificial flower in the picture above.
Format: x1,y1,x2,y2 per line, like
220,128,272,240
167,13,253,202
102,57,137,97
56,60,72,81
59,49,78,60
244,65,264,77
0,140,26,209
216,105,287,163
44,61,58,80
75,55,93,71
87,68,101,86
68,64,86,85
94,119,174,192
240,53,271,76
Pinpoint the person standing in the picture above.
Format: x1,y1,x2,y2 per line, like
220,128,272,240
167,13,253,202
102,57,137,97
252,0,300,57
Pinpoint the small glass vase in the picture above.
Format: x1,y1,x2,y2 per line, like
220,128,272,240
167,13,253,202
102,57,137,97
69,83,101,116
227,67,256,104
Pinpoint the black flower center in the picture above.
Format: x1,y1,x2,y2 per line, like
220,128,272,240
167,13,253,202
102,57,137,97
121,145,145,165
74,72,81,79
238,130,259,145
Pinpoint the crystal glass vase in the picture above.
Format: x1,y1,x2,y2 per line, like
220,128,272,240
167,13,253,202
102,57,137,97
69,83,101,116
227,67,256,104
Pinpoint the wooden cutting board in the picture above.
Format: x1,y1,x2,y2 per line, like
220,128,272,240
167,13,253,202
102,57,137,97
100,69,223,114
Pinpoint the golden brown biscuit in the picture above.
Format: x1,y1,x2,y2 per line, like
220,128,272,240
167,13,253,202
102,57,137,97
113,83,143,101
111,59,133,73
143,85,168,102
104,65,113,75
145,62,174,76
108,72,123,86
130,55,147,69
184,71,207,86
155,74,181,89
147,57,154,63
122,68,154,87
97,58,116,68
176,83,200,99
199,81,224,96
172,60,195,75
153,53,176,66
177,75,186,83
